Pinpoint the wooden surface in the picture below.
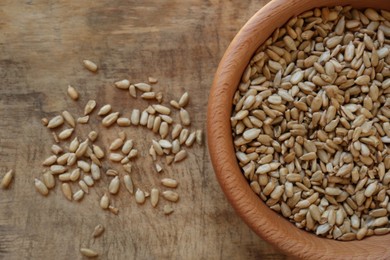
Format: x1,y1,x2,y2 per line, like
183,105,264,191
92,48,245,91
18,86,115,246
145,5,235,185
0,0,287,259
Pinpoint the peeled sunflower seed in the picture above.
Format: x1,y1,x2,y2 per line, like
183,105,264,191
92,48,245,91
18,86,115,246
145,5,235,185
174,150,187,163
108,176,120,194
135,189,146,204
73,190,84,201
84,100,97,115
61,183,72,201
110,138,124,151
35,178,49,196
67,85,79,100
164,205,174,215
92,224,105,238
77,115,89,124
115,79,130,90
179,108,191,126
161,178,178,188
102,112,120,127
58,128,74,140
47,115,64,129
98,104,112,116
123,174,134,194
151,188,159,207
162,191,179,202
100,193,110,209
178,92,189,107
78,180,89,194
62,111,76,127
80,248,98,258
134,83,152,92
43,171,56,189
0,170,14,189
83,60,98,72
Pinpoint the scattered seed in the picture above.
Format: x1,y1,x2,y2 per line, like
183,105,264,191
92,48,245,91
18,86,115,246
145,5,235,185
83,60,98,72
73,190,84,201
92,145,105,159
162,191,179,202
131,109,140,125
178,92,189,107
163,205,174,215
117,117,131,127
88,131,98,142
62,111,76,127
67,85,79,100
61,183,72,201
174,150,187,163
92,224,105,238
134,82,152,92
109,153,124,162
0,170,13,189
84,100,97,115
123,174,134,194
58,128,74,140
80,248,98,258
179,108,191,126
153,105,171,115
102,112,120,127
109,176,120,194
47,115,64,129
77,115,90,124
115,79,130,90
135,189,146,204
161,178,178,188
100,192,110,209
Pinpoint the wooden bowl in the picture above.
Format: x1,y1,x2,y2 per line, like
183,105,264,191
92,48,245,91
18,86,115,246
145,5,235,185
207,0,390,259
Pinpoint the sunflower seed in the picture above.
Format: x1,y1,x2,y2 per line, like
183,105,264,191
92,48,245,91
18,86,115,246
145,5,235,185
83,60,98,72
67,85,79,100
135,189,146,204
102,112,120,127
164,205,174,215
84,100,97,115
123,174,134,194
130,109,140,125
61,183,72,201
73,190,84,201
0,170,13,189
179,108,191,126
109,176,120,194
80,248,98,258
62,111,76,127
77,115,89,124
84,175,94,187
174,150,187,162
100,192,110,209
47,115,64,129
153,105,171,115
134,83,152,92
98,104,112,116
115,79,130,90
161,178,178,188
58,128,74,140
35,178,49,196
178,92,189,107
151,188,159,207
92,224,105,238
162,191,179,202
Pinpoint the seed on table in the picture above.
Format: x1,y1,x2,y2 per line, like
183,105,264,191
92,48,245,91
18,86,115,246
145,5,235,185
172,124,183,140
47,115,64,129
155,163,163,173
67,85,79,100
300,152,317,161
69,168,81,182
78,180,89,194
170,100,180,109
123,164,132,174
159,122,169,139
51,144,63,155
153,104,171,115
117,117,131,127
41,118,48,126
129,84,137,98
152,116,162,133
43,155,58,166
147,114,155,129
122,140,134,155
93,145,105,159
92,224,105,238
151,188,159,207
59,173,71,182
179,108,191,126
131,109,140,125
108,205,119,215
58,128,74,140
98,104,112,116
141,92,156,100
102,112,120,127
50,165,67,174
83,60,98,72
84,175,94,187
171,139,180,154
152,140,164,156
80,248,98,258
106,169,118,176
73,190,84,201
185,132,196,147
195,130,203,145
109,176,120,194
148,77,158,84
179,129,189,145
135,189,146,204
57,153,70,165
134,82,152,92
159,140,172,149
164,155,173,165
84,100,97,115
91,163,101,180
123,174,134,194
100,192,110,209
77,115,89,124
0,170,13,189
62,111,76,127
174,150,187,163
162,191,179,202
161,178,178,188
178,92,189,107
35,178,49,196
128,149,138,159
114,79,130,90
109,153,124,162
61,183,72,201
110,138,124,151
140,111,149,126
164,205,174,215
77,160,90,172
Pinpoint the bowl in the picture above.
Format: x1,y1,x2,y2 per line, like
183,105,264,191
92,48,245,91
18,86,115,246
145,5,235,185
207,0,390,259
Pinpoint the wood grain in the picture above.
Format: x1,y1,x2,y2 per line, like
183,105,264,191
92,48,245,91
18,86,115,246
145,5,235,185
208,0,390,259
0,0,286,259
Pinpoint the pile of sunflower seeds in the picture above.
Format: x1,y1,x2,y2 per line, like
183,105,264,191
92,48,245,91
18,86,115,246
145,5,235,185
37,60,203,221
232,6,390,240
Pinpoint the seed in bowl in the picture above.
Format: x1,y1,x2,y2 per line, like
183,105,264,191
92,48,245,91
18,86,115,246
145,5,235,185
232,6,390,241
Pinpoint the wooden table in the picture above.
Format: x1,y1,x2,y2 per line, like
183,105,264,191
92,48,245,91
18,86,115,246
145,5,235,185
0,0,287,259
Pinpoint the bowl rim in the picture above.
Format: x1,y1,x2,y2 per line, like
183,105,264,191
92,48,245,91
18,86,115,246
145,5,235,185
207,0,390,258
